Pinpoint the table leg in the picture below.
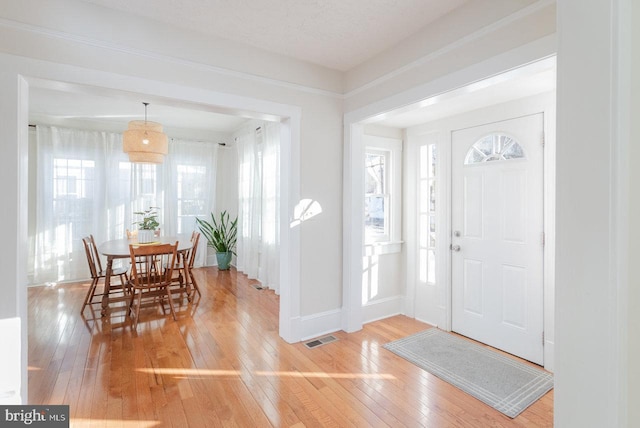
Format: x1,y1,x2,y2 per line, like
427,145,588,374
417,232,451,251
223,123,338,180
187,262,200,298
101,256,114,317
182,252,193,300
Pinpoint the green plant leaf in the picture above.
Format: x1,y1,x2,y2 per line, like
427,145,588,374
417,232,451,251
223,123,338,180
133,206,161,230
196,210,238,254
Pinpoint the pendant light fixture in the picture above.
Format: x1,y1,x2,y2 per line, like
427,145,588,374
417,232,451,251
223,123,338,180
123,102,168,163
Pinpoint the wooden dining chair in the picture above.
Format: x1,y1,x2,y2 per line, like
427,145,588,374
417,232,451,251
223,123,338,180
81,235,129,314
127,242,179,330
166,232,202,301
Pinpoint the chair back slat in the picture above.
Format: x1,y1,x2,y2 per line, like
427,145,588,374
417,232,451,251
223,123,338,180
129,242,178,289
82,236,99,279
88,235,103,273
188,232,201,269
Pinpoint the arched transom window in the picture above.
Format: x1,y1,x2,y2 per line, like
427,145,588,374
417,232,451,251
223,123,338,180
464,133,525,165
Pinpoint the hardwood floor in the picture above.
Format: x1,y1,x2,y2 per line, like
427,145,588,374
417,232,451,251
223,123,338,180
28,267,553,427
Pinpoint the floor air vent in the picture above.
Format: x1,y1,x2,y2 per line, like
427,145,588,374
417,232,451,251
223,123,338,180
304,335,338,349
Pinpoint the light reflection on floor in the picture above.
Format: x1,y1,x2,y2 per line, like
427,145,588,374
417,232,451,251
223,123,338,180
135,367,396,380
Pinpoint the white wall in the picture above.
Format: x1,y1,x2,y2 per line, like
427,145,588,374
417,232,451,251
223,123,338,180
0,72,29,404
630,1,640,422
555,0,634,426
404,91,556,369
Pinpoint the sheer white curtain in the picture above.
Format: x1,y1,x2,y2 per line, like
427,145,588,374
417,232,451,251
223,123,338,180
129,163,161,233
162,138,218,267
259,122,280,291
236,122,280,292
30,125,218,284
31,126,128,284
236,128,261,278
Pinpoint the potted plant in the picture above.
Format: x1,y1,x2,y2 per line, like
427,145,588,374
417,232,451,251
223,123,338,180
133,207,160,243
196,210,237,270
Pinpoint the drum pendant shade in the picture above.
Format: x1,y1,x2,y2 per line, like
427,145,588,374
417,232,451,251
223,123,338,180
123,103,168,164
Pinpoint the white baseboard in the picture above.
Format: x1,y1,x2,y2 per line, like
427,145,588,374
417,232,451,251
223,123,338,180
299,309,342,341
289,296,429,343
362,295,404,324
414,315,439,329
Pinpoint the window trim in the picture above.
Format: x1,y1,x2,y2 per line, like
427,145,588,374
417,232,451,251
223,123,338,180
365,148,391,242
363,135,402,250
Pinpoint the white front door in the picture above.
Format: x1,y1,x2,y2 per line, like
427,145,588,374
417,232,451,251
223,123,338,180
451,113,544,364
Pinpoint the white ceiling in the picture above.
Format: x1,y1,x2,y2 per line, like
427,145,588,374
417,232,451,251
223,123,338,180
80,0,468,72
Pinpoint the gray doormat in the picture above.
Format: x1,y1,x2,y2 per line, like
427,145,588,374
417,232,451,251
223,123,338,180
383,328,553,418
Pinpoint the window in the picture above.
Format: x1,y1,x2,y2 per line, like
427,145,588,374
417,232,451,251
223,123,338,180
364,149,390,241
128,163,162,237
109,162,132,235
418,144,437,284
176,164,207,233
464,133,525,165
364,135,402,246
53,158,95,251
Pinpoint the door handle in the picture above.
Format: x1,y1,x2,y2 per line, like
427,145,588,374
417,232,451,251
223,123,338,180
450,244,461,252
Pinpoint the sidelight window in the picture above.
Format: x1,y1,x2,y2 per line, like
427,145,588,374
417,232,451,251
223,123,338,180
418,144,437,284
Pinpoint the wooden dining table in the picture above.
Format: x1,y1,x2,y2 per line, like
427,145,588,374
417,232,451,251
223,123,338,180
97,234,194,317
